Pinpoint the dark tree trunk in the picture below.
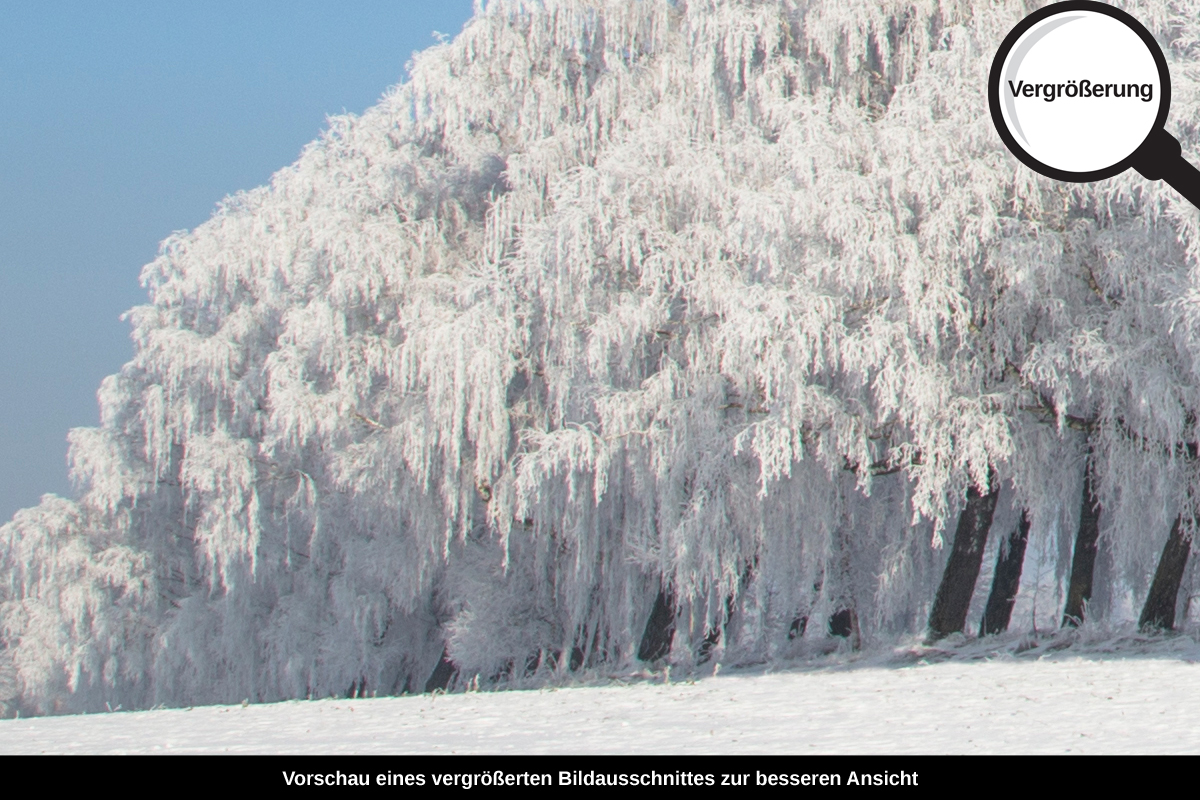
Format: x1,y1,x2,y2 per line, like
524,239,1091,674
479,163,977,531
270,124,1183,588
569,646,586,671
1139,515,1192,632
829,527,861,649
828,608,860,649
697,560,756,663
696,624,722,664
980,510,1031,636
424,647,458,693
927,476,1001,641
696,591,732,663
637,586,676,662
1062,450,1102,627
829,608,855,637
787,574,821,641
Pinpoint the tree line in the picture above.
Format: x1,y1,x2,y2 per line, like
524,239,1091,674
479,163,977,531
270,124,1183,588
4,0,1200,715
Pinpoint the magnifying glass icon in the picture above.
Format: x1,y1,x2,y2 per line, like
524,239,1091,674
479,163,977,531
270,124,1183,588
989,0,1200,208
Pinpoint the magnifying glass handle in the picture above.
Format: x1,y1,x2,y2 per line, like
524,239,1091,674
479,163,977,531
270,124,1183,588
1132,128,1200,210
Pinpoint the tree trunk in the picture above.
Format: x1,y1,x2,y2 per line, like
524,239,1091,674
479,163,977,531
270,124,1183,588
697,593,732,664
980,510,1030,636
1062,450,1102,627
829,608,855,637
424,647,458,693
637,586,676,662
697,560,756,663
927,476,1000,641
1139,515,1192,632
828,608,861,648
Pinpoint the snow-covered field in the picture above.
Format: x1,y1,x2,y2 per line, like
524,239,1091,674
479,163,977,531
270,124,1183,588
3,633,1200,755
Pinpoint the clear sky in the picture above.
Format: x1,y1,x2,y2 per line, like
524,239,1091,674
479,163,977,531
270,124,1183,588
0,1,478,521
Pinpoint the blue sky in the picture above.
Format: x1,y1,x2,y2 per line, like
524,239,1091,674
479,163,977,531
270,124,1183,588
0,1,477,520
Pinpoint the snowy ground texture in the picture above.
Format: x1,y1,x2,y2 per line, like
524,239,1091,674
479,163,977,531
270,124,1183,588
3,630,1200,755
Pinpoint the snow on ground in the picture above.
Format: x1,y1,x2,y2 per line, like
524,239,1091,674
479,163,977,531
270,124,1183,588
3,633,1200,755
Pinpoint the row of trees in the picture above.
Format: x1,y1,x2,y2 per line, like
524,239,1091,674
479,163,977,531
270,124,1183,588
4,0,1200,716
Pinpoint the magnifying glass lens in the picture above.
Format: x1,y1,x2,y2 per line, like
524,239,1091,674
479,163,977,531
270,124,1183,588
993,2,1200,211
998,10,1162,175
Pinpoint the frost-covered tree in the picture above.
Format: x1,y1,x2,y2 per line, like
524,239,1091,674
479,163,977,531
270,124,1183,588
6,0,1200,716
